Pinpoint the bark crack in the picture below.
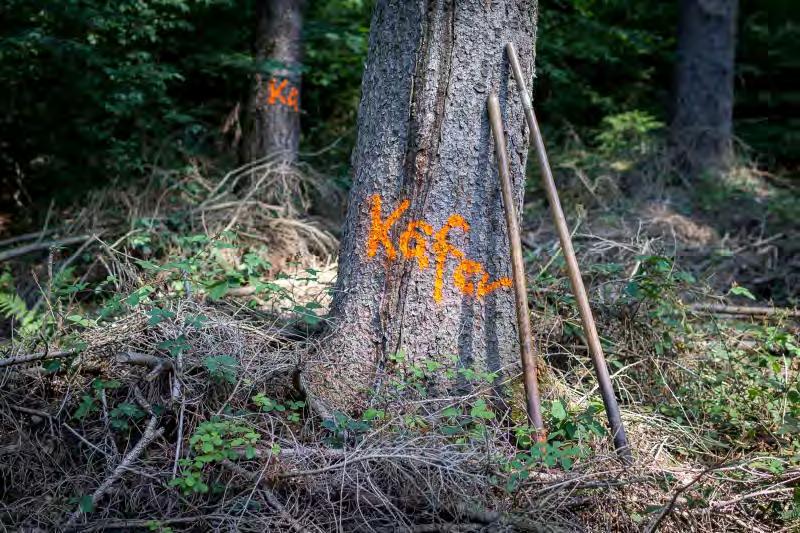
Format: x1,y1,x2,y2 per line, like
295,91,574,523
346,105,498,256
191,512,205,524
389,0,456,358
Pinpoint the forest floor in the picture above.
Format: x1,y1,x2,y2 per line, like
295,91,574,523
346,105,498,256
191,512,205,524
0,153,798,531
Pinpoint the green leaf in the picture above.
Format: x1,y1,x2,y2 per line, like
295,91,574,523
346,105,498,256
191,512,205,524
441,407,461,418
126,285,154,307
158,335,190,357
74,395,96,420
470,399,496,420
550,400,568,421
203,355,239,384
79,495,95,513
99,295,123,320
136,259,161,271
44,359,62,373
67,314,93,327
729,285,757,300
184,314,209,328
206,280,230,300
113,402,144,418
361,408,384,421
148,307,176,326
624,281,642,299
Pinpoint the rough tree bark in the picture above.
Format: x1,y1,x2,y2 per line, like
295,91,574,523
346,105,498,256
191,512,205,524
671,0,739,176
241,0,304,163
313,0,538,410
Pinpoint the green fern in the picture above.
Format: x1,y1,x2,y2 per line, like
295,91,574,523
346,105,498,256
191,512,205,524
0,274,43,338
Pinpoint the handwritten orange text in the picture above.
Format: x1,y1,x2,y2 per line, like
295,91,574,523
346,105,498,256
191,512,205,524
259,77,299,112
366,194,512,303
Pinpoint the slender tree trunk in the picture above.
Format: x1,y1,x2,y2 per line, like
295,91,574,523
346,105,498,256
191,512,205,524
242,0,304,163
671,0,739,176
314,0,538,410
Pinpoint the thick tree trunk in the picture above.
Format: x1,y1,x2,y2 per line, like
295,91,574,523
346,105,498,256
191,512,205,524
242,0,304,163
671,0,738,176
315,0,538,410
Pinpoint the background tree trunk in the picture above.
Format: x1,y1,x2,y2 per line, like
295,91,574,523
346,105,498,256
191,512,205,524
315,0,538,410
241,0,304,163
671,0,738,176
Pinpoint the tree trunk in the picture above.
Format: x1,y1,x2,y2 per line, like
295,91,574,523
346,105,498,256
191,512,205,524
671,0,738,176
241,0,304,163
315,0,538,410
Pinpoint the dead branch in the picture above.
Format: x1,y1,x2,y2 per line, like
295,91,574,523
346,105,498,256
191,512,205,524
115,351,172,369
64,416,164,528
710,486,794,509
0,234,93,262
9,403,53,418
690,303,800,318
76,515,228,532
0,349,76,368
0,229,55,248
450,502,556,533
645,464,718,533
222,460,307,532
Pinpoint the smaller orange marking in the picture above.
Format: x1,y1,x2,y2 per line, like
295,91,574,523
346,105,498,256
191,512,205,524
432,214,469,303
453,259,483,295
267,78,288,105
286,87,299,112
477,274,513,297
367,194,409,261
399,220,434,269
454,259,513,298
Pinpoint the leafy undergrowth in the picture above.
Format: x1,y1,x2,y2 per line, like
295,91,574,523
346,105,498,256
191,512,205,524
1,155,799,531
1,242,798,530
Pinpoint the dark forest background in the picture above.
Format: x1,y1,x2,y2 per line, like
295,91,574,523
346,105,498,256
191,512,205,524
1,0,796,221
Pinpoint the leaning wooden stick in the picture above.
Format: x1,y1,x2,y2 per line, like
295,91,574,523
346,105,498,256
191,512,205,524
487,93,545,439
506,42,632,461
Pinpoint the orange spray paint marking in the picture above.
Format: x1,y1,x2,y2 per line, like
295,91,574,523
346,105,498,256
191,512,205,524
432,214,469,303
363,195,513,302
477,273,513,297
367,194,409,261
454,259,513,298
267,78,289,105
286,87,300,112
399,220,434,269
259,78,300,112
453,259,483,295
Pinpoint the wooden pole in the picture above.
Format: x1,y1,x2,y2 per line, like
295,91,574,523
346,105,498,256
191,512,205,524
487,93,545,439
505,42,632,462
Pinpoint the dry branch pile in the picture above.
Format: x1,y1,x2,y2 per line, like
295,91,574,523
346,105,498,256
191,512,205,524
1,300,795,531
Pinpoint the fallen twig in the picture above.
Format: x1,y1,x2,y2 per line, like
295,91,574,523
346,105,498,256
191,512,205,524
115,351,172,369
0,349,76,368
450,502,556,532
9,403,53,418
645,464,718,533
0,234,93,263
222,460,307,532
0,229,56,248
64,416,164,528
710,486,794,509
75,515,228,532
690,303,800,318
